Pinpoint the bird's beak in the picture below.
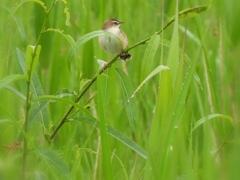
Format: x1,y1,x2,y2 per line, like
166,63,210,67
119,21,124,24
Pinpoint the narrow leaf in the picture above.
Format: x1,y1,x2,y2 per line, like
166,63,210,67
43,28,76,48
115,68,137,132
8,0,46,19
144,69,172,179
4,85,26,100
191,114,233,133
32,95,90,115
26,45,41,79
16,48,50,128
141,34,160,80
75,117,147,159
97,74,113,179
0,119,14,124
38,148,69,177
73,30,121,53
14,15,26,44
130,65,169,100
107,125,147,159
159,39,201,179
43,29,78,72
0,74,27,90
167,8,179,85
75,30,105,48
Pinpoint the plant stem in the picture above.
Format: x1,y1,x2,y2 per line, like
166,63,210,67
49,54,119,140
22,1,57,179
22,80,31,178
49,19,175,141
126,19,174,52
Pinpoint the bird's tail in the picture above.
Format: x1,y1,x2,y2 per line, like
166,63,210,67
120,52,132,61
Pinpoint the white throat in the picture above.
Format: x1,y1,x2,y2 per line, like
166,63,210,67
107,26,121,35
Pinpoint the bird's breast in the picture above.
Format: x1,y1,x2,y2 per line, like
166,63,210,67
99,28,124,55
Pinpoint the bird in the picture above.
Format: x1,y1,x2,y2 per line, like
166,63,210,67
98,18,131,61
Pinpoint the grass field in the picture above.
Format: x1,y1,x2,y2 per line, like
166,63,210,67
1,0,240,179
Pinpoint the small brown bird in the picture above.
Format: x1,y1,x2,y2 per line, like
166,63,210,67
98,18,131,61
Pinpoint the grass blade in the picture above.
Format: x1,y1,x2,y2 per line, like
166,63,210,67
191,114,233,133
97,74,113,179
75,116,147,159
130,65,169,101
38,148,69,177
144,69,172,179
115,68,137,132
140,34,160,80
26,45,41,79
0,74,27,90
16,48,50,128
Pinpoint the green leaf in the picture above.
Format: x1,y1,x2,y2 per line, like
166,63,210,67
25,45,41,79
28,101,50,127
144,69,172,179
160,38,203,89
141,34,160,80
75,117,147,159
16,48,26,72
191,114,233,133
4,85,26,100
32,95,89,114
43,29,77,72
130,65,169,101
0,74,27,90
0,5,27,45
167,8,179,85
107,125,147,159
0,119,14,124
38,148,69,177
67,30,116,72
43,28,76,48
73,30,122,55
8,0,46,20
97,74,113,179
149,70,173,144
115,68,137,132
14,15,26,44
158,37,201,179
74,30,105,50
16,48,50,128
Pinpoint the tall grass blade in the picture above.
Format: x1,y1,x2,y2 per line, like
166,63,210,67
140,34,160,80
115,68,137,132
144,69,172,179
97,74,113,179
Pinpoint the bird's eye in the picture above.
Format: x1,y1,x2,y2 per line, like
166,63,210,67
113,21,119,25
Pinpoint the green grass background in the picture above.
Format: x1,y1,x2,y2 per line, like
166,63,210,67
1,0,240,179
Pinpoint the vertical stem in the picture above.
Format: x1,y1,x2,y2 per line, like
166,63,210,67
22,80,31,179
21,1,57,179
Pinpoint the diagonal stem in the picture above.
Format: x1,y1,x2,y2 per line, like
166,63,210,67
49,18,175,141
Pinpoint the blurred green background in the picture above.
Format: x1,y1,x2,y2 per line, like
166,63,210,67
1,0,240,179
